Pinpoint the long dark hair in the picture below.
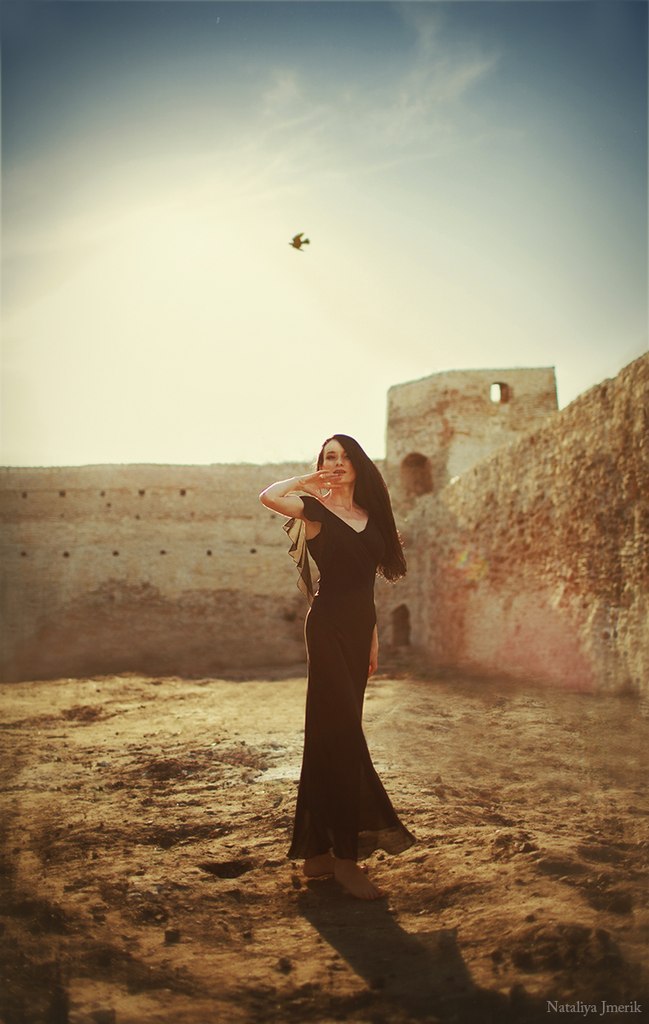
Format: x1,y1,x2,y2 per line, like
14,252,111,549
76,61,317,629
316,433,407,581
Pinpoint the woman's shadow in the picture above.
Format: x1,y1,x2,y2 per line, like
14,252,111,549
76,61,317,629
297,879,543,1024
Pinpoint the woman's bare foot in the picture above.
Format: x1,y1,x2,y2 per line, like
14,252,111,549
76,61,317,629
333,858,384,900
300,851,366,876
303,852,336,877
303,852,368,878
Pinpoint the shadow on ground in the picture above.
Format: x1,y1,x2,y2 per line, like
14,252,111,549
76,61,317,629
294,881,547,1024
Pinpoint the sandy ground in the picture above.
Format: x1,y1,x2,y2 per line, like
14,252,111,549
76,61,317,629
0,668,647,1024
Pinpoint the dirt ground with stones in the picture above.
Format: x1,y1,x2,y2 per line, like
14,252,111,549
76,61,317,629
0,669,647,1024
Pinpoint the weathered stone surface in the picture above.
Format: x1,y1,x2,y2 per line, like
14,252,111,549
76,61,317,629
0,462,312,681
379,354,648,695
385,366,558,503
1,356,646,694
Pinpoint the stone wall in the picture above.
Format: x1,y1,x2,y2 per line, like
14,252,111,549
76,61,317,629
378,355,648,695
0,462,313,681
386,367,557,506
2,359,645,693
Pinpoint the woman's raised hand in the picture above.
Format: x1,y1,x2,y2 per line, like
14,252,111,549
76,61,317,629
259,467,345,517
297,468,344,496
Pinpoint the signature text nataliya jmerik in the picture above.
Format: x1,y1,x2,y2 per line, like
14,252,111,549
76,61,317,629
547,1001,642,1016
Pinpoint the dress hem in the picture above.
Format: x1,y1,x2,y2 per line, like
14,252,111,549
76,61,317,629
287,826,417,862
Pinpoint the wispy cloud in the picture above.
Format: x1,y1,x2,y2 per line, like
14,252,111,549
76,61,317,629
3,12,501,311
250,21,500,190
261,68,302,113
373,4,500,150
368,52,498,150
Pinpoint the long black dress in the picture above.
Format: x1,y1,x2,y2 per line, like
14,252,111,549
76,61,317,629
285,494,416,862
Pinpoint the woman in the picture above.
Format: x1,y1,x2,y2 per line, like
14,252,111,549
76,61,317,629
259,434,416,900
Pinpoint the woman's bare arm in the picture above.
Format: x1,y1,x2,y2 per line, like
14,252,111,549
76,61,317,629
369,624,379,676
259,476,307,518
260,467,346,519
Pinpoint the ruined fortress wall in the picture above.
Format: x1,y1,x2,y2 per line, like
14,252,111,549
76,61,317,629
3,360,644,692
396,355,648,694
386,367,558,501
0,462,314,681
375,365,559,667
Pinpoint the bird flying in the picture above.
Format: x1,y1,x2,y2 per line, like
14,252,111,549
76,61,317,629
289,232,310,251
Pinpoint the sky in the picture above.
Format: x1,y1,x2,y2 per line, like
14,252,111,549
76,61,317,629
1,0,647,467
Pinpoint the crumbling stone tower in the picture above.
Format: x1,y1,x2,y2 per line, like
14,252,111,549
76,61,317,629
385,367,558,508
379,366,558,653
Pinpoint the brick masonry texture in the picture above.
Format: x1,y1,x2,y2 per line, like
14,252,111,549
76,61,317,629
378,354,648,695
1,355,646,693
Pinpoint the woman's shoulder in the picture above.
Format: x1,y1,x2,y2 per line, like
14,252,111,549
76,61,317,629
299,494,327,522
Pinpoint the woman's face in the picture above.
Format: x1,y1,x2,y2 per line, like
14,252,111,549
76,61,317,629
320,439,357,486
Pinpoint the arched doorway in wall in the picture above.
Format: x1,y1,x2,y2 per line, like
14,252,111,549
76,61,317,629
391,604,411,647
400,452,432,498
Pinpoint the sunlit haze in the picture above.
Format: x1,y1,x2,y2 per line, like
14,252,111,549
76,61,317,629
2,1,647,466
